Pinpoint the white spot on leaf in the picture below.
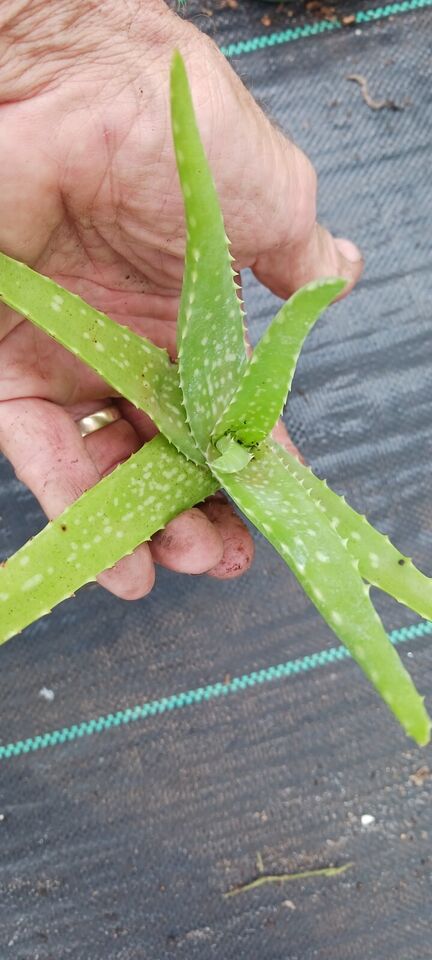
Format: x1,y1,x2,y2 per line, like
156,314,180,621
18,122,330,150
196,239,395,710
22,574,43,592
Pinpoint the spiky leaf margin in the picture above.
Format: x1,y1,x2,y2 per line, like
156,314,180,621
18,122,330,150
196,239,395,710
270,439,432,621
171,51,248,454
0,252,202,464
213,443,431,746
0,435,217,644
214,278,345,445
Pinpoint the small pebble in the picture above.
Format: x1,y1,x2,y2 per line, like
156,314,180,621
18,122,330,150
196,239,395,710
282,900,296,911
361,813,375,827
39,687,55,702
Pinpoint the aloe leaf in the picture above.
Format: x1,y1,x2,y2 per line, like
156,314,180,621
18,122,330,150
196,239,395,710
170,50,247,453
214,443,431,746
214,279,345,445
270,440,432,621
0,435,217,644
212,435,253,473
0,251,202,464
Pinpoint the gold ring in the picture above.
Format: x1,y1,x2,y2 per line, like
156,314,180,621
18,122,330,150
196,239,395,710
77,405,121,438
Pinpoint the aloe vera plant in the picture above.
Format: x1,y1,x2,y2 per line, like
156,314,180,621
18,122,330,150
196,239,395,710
0,52,431,746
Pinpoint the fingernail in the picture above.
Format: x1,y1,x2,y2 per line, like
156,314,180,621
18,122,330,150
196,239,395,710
335,237,363,264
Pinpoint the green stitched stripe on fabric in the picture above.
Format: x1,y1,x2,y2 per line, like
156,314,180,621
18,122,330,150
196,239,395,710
1,619,431,760
220,0,432,57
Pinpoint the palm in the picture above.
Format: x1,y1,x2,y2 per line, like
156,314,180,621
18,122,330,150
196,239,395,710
0,33,360,597
0,83,185,404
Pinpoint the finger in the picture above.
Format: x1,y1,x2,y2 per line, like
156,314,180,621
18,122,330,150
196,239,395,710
116,406,230,576
199,495,255,580
68,405,233,581
251,146,363,299
116,399,159,445
122,400,253,578
271,419,306,463
97,547,155,600
254,223,363,301
150,507,225,574
0,397,155,600
66,399,143,477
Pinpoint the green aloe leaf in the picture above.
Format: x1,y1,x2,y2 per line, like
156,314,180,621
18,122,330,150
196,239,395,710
0,50,430,748
212,435,253,473
270,440,432,621
214,278,345,445
215,443,431,746
0,252,202,464
0,435,217,644
171,50,247,453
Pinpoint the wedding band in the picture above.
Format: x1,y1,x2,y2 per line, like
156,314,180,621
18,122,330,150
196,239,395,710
78,405,121,438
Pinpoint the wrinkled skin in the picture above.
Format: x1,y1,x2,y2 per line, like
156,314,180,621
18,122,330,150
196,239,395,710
0,0,362,599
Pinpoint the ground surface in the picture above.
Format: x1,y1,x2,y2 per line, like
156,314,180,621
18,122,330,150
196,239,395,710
0,3,431,958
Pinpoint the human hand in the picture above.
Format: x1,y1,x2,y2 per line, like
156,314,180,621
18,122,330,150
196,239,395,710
0,0,362,600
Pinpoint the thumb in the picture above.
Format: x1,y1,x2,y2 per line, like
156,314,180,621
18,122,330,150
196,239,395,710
253,221,363,301
247,136,363,299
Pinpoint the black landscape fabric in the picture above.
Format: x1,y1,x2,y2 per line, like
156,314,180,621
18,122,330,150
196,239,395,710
0,3,431,958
